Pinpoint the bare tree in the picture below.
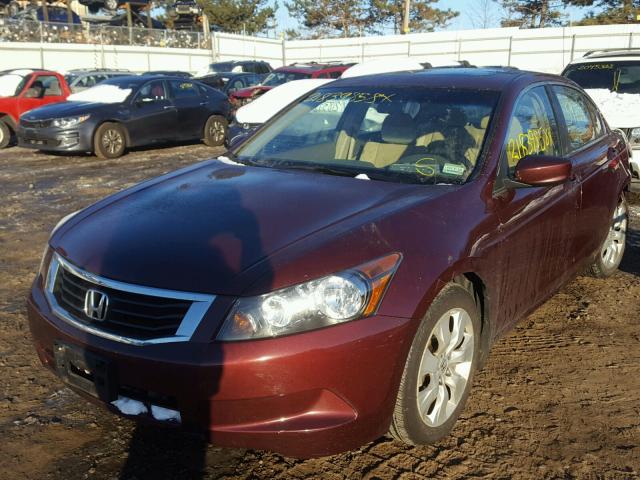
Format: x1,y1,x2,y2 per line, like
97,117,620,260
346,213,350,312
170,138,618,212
467,0,500,29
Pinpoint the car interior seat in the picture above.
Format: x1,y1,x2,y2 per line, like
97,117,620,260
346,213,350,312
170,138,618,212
359,112,417,168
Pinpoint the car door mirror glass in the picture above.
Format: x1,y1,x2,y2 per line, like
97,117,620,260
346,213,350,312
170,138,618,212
514,155,572,187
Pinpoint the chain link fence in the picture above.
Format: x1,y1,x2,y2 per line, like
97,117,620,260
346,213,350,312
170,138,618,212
0,19,208,49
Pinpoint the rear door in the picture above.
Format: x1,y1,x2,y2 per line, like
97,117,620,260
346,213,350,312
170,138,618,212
492,85,580,333
126,80,176,145
168,79,208,139
549,84,621,263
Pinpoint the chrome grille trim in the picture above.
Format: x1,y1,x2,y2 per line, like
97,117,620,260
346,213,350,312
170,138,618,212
44,252,216,346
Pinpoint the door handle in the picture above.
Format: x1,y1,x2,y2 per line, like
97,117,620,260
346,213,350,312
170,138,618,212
163,105,175,110
199,102,207,106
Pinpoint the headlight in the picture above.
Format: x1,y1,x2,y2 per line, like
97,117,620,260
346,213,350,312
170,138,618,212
217,253,402,341
38,210,81,282
52,115,90,129
630,127,640,148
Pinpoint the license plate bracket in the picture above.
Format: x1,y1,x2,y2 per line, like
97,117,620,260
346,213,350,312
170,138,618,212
54,342,116,401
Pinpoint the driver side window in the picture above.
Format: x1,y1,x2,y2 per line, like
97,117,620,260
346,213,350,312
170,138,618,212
138,81,167,102
504,86,561,177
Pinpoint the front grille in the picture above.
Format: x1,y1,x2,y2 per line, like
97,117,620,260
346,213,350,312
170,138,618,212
52,263,193,340
21,118,52,128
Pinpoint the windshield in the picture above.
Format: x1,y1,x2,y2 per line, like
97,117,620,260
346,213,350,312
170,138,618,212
262,71,309,87
235,86,499,185
0,73,28,97
565,61,640,94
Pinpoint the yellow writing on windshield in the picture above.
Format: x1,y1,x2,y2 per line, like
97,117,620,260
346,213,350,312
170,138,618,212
576,63,614,71
307,91,395,104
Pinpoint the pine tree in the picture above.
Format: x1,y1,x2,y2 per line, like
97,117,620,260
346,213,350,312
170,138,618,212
199,0,277,35
499,0,563,28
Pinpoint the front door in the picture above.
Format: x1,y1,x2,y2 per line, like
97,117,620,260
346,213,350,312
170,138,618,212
491,85,580,334
127,80,176,145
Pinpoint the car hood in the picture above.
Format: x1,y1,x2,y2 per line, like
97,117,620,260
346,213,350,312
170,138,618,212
232,86,272,98
51,160,441,295
21,101,114,119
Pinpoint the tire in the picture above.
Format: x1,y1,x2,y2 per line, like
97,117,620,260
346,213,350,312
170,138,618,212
0,121,11,149
94,122,126,159
588,197,628,278
203,115,228,147
390,283,481,445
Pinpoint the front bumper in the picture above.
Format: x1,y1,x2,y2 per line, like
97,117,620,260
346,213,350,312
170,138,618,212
27,277,414,457
17,125,93,152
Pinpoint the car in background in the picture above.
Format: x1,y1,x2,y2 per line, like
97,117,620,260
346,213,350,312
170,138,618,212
0,0,20,17
143,71,192,78
167,0,201,30
79,0,149,14
562,48,640,178
228,78,333,146
65,69,131,93
196,72,264,97
229,62,351,107
9,5,82,24
17,75,231,158
0,68,70,148
200,60,272,76
27,68,631,458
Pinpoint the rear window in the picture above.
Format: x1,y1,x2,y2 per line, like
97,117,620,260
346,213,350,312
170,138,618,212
564,61,640,94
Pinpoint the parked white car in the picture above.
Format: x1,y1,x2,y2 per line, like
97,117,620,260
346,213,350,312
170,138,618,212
562,49,640,178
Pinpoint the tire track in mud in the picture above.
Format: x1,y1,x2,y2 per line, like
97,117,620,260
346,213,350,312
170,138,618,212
1,147,639,480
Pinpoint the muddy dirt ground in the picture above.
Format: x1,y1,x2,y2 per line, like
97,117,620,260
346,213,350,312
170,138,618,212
1,144,639,480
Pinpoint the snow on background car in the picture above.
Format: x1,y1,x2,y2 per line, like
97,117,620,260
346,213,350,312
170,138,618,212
66,84,133,103
585,88,640,129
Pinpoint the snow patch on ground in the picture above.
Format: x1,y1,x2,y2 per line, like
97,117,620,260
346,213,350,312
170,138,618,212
585,89,640,129
111,397,148,416
150,405,181,422
68,84,132,104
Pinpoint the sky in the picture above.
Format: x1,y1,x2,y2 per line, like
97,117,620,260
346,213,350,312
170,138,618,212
272,0,591,36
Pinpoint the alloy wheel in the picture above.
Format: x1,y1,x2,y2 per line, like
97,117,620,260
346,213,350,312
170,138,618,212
209,121,225,144
601,202,627,269
102,129,123,156
417,308,474,427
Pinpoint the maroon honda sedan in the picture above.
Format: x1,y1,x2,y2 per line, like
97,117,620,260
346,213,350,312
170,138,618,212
28,68,631,458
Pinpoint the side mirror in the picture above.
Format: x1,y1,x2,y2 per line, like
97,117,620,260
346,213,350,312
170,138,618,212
514,155,572,187
24,86,44,98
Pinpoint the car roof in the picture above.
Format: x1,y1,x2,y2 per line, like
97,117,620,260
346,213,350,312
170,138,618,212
568,48,640,65
276,63,349,73
327,67,555,90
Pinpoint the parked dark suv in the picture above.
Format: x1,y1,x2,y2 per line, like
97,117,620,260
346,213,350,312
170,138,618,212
28,68,631,458
204,60,272,75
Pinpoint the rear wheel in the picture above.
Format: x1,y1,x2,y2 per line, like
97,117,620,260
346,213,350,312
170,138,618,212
203,115,227,147
0,121,11,149
390,283,480,445
94,123,126,159
588,198,628,278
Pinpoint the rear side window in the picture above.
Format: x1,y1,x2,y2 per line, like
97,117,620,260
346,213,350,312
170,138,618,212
504,86,561,175
170,80,200,99
327,70,343,79
552,86,601,153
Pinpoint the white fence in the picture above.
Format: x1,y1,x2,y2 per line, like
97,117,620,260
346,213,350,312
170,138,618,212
2,24,640,74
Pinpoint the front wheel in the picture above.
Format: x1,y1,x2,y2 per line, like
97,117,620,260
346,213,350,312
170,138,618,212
588,198,628,278
203,115,228,147
94,122,126,159
390,283,480,445
0,121,11,149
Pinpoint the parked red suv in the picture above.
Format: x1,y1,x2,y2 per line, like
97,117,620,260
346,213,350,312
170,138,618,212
28,68,631,458
0,69,70,148
229,62,351,106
